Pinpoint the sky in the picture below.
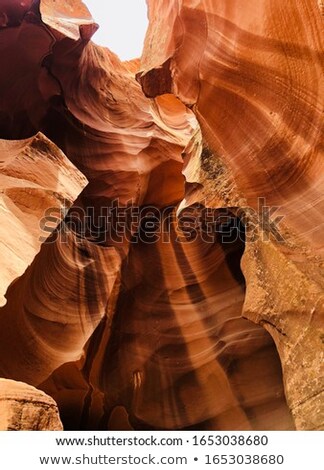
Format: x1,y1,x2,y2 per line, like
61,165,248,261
83,0,148,60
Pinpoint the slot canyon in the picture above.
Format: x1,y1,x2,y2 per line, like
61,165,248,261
0,0,323,431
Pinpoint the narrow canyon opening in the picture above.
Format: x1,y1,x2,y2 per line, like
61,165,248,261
83,0,148,60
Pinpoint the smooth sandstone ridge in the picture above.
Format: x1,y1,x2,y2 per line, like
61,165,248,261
0,0,322,430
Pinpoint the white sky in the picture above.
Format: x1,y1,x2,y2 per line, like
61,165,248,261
83,0,148,60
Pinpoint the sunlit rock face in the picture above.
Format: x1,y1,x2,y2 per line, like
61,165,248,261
0,379,63,430
139,0,324,430
0,0,320,431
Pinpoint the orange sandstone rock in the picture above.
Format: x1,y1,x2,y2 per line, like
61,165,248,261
139,0,324,429
0,0,321,431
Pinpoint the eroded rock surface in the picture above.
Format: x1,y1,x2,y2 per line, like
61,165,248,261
0,378,63,430
0,0,322,430
139,0,324,429
0,133,87,306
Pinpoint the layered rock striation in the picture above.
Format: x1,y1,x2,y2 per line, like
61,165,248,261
138,0,324,430
0,133,86,306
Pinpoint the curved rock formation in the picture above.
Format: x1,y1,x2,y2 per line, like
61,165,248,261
0,133,86,306
0,0,321,431
0,0,196,391
0,378,63,430
138,0,324,429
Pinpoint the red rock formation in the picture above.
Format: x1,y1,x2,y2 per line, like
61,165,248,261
0,1,196,394
0,0,321,431
0,379,63,430
0,133,86,306
139,0,324,429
